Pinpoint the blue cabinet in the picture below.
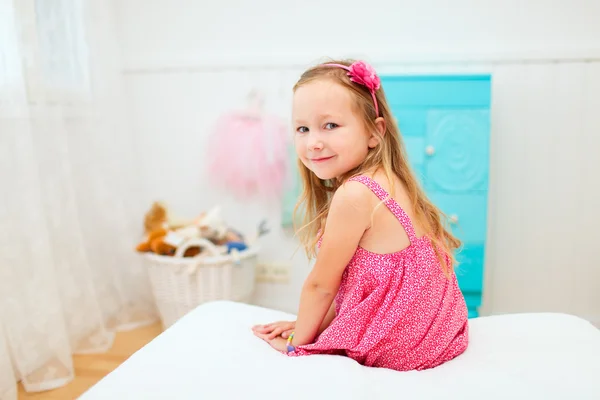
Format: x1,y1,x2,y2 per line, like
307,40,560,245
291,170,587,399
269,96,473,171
380,74,492,318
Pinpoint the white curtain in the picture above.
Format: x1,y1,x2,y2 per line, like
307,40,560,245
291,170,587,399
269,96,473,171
0,0,157,397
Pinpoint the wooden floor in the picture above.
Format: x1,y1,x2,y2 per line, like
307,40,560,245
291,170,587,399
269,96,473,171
17,322,163,400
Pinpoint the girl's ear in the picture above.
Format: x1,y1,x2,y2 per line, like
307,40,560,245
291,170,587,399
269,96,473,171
368,117,386,148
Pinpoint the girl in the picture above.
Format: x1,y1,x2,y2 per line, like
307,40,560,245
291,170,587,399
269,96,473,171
252,59,469,371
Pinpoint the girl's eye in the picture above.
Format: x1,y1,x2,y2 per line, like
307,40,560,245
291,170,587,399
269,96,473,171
296,126,308,134
325,122,338,130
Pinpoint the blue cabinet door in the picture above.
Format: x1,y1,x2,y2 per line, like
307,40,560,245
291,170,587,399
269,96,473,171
381,74,492,318
424,110,490,193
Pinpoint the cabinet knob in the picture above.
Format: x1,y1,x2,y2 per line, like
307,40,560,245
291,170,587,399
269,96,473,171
449,214,459,224
425,145,435,156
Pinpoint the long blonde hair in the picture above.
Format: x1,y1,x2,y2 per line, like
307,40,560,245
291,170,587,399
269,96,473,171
292,59,461,275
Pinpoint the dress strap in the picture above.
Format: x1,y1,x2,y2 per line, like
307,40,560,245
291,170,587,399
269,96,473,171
348,175,418,243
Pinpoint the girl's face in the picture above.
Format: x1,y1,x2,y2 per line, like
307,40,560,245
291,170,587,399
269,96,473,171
292,79,379,180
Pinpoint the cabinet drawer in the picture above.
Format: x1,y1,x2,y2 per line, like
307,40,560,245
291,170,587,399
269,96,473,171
427,191,488,243
424,109,490,193
383,75,492,107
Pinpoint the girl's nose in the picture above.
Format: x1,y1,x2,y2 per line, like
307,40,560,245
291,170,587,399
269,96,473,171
307,134,323,151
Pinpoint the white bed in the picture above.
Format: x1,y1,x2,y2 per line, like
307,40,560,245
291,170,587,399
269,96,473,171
79,301,600,400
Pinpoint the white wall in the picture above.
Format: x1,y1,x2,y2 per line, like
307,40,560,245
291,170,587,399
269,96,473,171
117,0,600,68
113,0,600,324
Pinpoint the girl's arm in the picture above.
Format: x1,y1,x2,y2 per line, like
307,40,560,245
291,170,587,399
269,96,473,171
316,300,336,336
292,181,372,347
253,300,335,341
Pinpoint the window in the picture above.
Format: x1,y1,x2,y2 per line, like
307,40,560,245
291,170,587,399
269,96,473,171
34,0,89,93
0,0,90,109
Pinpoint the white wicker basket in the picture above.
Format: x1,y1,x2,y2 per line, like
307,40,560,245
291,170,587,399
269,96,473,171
143,237,258,328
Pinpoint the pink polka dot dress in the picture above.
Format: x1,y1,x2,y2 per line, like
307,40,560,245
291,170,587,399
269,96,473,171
288,175,469,371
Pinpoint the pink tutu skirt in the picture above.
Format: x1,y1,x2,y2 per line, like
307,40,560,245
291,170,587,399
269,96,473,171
206,111,289,201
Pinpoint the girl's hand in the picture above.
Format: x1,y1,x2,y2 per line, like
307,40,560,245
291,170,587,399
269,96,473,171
253,330,289,353
252,321,295,340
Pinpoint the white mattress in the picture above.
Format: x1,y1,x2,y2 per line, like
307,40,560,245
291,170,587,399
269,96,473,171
79,301,600,400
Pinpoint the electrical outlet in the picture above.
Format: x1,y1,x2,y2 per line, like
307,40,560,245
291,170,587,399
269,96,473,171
256,262,290,284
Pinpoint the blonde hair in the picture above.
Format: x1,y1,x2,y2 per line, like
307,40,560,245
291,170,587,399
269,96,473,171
292,59,461,275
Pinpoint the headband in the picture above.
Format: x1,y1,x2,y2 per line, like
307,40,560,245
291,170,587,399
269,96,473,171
322,61,381,117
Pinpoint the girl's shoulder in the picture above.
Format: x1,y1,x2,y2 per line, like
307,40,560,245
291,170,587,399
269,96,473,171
327,176,380,228
341,171,406,199
334,174,378,209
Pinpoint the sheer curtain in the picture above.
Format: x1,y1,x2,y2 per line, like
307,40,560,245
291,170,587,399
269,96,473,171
0,0,157,397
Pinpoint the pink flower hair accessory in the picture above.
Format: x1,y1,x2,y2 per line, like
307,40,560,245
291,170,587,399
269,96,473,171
322,60,382,116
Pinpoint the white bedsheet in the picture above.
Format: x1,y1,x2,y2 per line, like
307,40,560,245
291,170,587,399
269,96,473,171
79,301,600,400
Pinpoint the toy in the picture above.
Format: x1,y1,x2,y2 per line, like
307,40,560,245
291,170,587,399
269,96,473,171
136,203,271,257
223,241,248,253
193,206,257,247
143,201,191,234
136,227,202,257
194,206,229,243
136,227,167,252
218,219,270,254
143,202,169,233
